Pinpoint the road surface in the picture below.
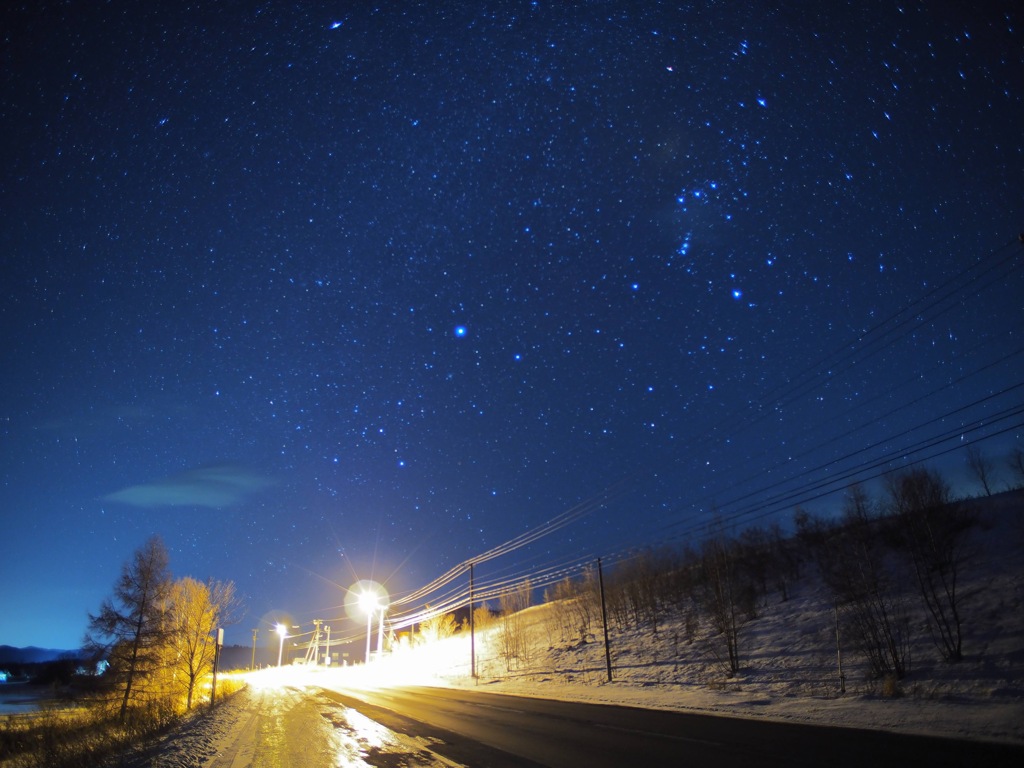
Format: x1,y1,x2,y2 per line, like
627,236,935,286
320,684,1024,767
187,682,1024,767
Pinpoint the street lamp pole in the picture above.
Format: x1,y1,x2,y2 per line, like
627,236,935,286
365,607,373,663
359,589,381,663
276,623,287,667
377,605,385,657
350,582,388,664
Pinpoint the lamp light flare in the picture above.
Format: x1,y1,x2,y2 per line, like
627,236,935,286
358,590,380,614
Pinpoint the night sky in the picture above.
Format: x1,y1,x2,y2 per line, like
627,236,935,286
2,1,1022,652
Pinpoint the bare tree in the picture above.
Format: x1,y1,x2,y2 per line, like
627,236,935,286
661,545,700,608
605,575,631,630
792,506,825,569
811,486,911,679
1007,447,1024,489
699,532,751,677
766,522,800,602
618,551,664,633
738,526,772,603
418,609,458,644
85,536,173,723
471,602,494,632
166,577,239,709
965,446,997,497
497,579,532,671
887,468,976,662
544,575,596,644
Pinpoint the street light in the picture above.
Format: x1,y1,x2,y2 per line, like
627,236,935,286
276,623,287,667
358,590,379,663
346,580,389,663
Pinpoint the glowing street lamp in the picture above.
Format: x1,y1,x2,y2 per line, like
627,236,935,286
276,623,287,667
346,580,389,663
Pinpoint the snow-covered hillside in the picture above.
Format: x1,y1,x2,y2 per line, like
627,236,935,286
348,491,1024,744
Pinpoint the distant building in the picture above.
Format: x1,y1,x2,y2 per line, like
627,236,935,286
74,659,109,677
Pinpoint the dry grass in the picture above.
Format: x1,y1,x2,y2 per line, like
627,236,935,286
0,681,248,768
0,703,124,768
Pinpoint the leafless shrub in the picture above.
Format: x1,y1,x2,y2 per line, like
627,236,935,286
801,486,911,679
886,467,977,662
418,610,458,644
698,531,753,677
543,570,599,645
498,580,532,671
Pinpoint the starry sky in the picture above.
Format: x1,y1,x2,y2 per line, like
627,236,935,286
2,1,1022,652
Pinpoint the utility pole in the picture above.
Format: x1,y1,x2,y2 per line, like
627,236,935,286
306,620,323,664
598,557,612,683
469,563,476,679
250,628,259,671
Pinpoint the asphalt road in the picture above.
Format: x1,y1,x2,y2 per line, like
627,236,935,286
320,684,1024,768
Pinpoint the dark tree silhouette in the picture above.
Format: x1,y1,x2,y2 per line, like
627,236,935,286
887,468,976,662
1007,447,1024,489
700,531,752,676
965,446,997,497
804,485,911,679
85,536,172,722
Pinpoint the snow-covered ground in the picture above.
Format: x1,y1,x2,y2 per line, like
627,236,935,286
109,676,469,767
115,498,1024,766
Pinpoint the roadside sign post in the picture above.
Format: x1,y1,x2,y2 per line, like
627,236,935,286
211,627,224,709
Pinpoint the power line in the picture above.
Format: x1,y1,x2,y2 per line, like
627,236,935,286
646,233,1022,532
389,480,627,608
365,234,1024,637
666,381,1024,532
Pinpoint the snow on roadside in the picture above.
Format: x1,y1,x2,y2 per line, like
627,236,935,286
403,589,1024,747
105,685,256,768
338,498,1024,745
